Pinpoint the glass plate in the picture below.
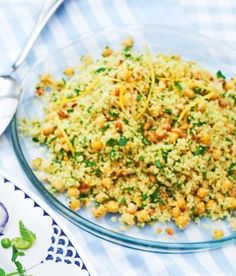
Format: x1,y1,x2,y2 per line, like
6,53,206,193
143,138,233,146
11,25,236,253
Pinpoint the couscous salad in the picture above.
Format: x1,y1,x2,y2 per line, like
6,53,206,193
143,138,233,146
20,38,236,230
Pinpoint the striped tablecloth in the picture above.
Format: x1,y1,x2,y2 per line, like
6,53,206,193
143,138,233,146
1,0,236,275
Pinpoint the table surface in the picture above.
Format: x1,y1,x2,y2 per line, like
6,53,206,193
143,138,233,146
1,1,236,275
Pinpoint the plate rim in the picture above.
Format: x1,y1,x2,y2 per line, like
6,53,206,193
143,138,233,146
11,24,236,253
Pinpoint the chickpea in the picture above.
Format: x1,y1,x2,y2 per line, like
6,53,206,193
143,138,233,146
175,103,184,112
179,123,189,130
127,203,138,214
200,133,211,145
206,199,216,210
197,187,209,198
165,227,174,236
97,118,106,129
175,214,190,229
120,213,135,226
149,105,163,117
67,187,80,198
156,228,162,234
132,193,142,206
95,192,108,203
32,157,42,170
119,70,132,82
213,229,224,239
136,210,149,223
69,198,81,211
40,73,52,86
209,92,219,100
147,165,155,174
122,36,134,48
162,123,171,131
194,196,201,204
224,81,234,91
52,179,65,192
148,131,158,143
212,149,221,160
92,205,107,218
198,100,207,112
218,98,228,108
196,202,205,215
149,175,156,183
63,67,74,77
222,179,233,191
184,89,195,99
43,124,55,136
106,201,119,213
62,142,70,152
81,54,93,65
101,178,113,189
144,121,151,131
91,140,103,151
171,207,181,218
102,47,113,57
54,129,63,138
168,132,179,144
178,131,187,138
123,92,134,106
156,129,167,140
177,198,186,211
230,197,236,210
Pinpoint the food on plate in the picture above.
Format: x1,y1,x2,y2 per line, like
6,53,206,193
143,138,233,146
0,203,9,234
20,38,236,229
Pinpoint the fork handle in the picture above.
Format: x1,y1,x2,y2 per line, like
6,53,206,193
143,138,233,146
11,0,64,73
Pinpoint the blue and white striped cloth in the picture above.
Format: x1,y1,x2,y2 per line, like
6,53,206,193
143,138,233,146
1,0,236,275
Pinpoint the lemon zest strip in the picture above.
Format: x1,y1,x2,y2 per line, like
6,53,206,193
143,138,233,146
55,113,75,156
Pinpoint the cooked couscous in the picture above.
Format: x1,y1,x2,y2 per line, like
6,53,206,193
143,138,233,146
20,38,236,230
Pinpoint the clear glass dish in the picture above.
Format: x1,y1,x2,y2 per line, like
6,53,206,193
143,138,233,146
11,25,236,253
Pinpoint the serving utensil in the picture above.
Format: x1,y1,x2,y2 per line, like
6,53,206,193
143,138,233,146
0,0,64,136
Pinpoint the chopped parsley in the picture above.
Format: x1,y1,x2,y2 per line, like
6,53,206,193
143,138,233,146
155,160,163,169
164,108,172,115
95,67,106,73
227,162,236,177
118,136,128,146
174,81,183,91
106,138,118,147
216,70,226,79
194,146,207,156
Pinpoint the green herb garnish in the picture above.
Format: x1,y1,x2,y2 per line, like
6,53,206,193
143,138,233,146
227,162,236,177
95,67,106,73
74,87,81,96
106,138,118,147
142,137,151,145
155,160,163,169
164,108,172,115
118,136,128,146
216,70,226,79
194,146,207,156
85,160,96,167
193,87,202,95
174,81,183,91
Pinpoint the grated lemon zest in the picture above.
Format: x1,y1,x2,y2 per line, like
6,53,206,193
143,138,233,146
55,113,75,156
57,79,99,105
136,47,155,119
119,85,125,110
